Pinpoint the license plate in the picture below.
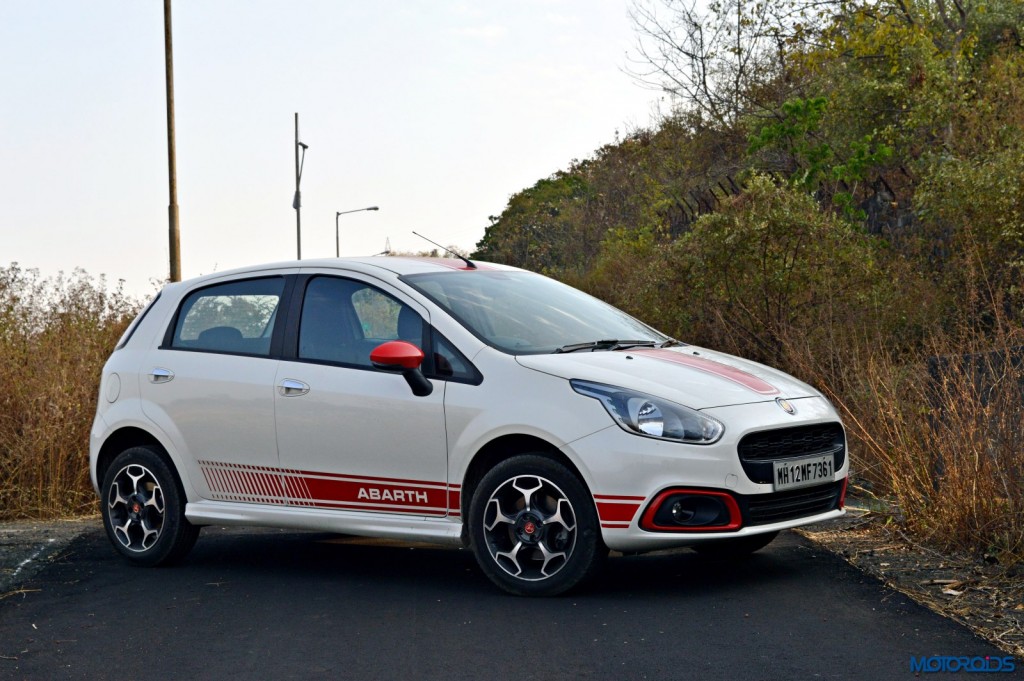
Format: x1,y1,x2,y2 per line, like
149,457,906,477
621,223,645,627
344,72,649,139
773,455,834,491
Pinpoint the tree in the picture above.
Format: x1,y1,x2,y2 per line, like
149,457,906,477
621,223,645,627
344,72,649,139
472,171,591,273
627,0,827,127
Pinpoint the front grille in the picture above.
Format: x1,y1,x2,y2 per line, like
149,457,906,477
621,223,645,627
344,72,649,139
737,423,846,484
738,482,844,526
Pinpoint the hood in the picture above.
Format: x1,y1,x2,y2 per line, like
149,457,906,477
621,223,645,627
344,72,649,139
515,346,820,410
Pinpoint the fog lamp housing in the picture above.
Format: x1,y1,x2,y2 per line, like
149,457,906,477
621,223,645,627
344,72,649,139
640,489,742,532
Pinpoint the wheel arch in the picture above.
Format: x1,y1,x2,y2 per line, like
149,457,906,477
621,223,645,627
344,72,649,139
96,427,180,493
459,433,592,536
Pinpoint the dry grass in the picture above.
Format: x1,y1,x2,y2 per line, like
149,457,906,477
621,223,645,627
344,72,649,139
0,264,139,520
796,332,1024,566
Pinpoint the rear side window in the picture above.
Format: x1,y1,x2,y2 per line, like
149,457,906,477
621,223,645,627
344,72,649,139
115,292,161,350
170,278,284,356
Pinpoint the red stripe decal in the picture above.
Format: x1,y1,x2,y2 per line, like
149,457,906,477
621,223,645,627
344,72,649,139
596,501,641,524
289,470,446,489
260,471,276,499
199,466,214,490
242,471,259,496
629,349,780,395
283,476,307,500
306,501,448,516
212,467,229,494
199,461,459,514
301,477,446,509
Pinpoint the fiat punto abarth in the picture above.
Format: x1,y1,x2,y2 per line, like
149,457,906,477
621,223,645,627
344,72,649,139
90,257,848,595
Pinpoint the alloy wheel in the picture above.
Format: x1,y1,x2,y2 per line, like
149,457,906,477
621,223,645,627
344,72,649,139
482,474,578,581
106,463,165,552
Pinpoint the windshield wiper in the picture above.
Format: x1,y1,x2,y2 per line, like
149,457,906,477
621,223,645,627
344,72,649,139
553,339,659,354
659,339,686,348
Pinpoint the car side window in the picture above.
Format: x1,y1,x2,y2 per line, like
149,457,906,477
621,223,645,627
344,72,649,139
170,278,284,356
299,276,424,367
116,292,161,350
430,332,480,384
351,288,403,341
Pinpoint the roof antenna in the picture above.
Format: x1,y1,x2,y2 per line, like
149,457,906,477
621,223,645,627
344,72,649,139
412,231,476,269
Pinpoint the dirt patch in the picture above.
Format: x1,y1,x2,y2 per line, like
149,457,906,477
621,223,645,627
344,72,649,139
799,495,1024,658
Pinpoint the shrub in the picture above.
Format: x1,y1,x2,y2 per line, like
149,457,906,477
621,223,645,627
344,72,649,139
0,265,139,520
836,334,1024,561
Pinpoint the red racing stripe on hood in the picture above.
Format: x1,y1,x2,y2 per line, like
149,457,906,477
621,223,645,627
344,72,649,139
628,349,780,395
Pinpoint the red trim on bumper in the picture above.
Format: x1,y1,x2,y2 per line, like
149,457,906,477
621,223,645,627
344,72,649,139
594,494,644,529
640,488,742,532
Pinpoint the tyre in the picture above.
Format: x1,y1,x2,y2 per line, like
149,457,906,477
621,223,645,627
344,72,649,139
468,455,605,596
692,531,778,558
100,446,199,566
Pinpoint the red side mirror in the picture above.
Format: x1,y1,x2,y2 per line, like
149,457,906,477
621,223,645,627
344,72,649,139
370,341,432,397
370,341,424,371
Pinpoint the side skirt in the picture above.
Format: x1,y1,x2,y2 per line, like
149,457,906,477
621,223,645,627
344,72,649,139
185,500,465,547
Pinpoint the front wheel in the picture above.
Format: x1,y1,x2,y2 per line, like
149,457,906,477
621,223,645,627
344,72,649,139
469,455,605,596
100,446,199,566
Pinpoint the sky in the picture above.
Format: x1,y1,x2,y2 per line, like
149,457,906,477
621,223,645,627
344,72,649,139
0,1,665,298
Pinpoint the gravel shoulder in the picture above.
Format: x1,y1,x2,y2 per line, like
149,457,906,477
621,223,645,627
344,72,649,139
3,504,1022,658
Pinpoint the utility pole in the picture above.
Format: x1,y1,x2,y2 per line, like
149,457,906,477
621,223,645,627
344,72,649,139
163,0,181,281
293,113,308,260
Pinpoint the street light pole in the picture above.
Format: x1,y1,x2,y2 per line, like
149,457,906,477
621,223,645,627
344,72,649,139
293,113,308,259
335,206,380,257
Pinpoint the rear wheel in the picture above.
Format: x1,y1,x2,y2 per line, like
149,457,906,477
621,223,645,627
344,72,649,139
469,455,605,596
100,446,199,566
693,531,778,558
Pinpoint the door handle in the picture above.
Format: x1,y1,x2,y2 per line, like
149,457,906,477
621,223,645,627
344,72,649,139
149,368,175,384
278,379,310,397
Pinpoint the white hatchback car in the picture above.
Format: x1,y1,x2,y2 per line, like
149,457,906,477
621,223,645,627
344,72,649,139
91,257,848,595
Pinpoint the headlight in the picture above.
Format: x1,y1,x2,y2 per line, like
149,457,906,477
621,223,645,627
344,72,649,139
571,380,724,445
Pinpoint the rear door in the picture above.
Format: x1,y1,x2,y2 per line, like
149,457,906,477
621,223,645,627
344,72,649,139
273,273,451,517
139,274,292,503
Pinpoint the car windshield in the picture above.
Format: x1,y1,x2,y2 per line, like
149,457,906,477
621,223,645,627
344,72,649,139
402,270,671,354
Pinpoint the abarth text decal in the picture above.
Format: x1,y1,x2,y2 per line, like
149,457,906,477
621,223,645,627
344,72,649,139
198,460,461,517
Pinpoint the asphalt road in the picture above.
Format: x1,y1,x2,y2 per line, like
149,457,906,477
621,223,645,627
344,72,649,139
0,525,1014,680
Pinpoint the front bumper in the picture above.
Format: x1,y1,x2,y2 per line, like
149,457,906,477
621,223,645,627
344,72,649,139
565,396,848,553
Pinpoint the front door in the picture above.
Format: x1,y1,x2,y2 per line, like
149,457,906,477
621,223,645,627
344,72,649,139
273,274,449,517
